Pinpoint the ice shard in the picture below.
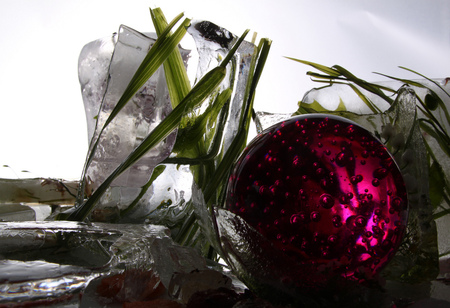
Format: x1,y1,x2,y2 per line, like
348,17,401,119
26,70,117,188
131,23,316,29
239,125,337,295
76,21,256,230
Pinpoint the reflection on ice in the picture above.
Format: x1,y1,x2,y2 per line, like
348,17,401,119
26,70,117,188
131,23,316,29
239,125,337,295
0,221,209,306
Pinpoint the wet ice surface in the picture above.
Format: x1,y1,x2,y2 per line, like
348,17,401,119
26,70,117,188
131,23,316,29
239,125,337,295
0,260,93,305
76,20,257,230
0,221,211,306
254,111,293,133
78,25,186,211
187,20,255,153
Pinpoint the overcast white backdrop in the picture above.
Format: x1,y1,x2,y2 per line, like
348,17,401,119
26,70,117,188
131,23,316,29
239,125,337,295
0,0,449,180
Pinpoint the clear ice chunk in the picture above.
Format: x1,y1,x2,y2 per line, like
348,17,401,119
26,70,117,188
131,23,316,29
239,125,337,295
78,25,189,210
76,21,256,231
0,221,208,306
253,111,294,133
187,20,255,153
78,34,116,143
0,260,93,305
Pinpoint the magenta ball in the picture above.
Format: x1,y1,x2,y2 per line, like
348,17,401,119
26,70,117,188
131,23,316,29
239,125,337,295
226,114,408,285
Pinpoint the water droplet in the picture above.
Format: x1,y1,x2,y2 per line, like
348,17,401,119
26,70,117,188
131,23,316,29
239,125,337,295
292,155,300,167
328,235,338,244
347,125,355,135
350,176,357,184
373,168,388,180
259,185,269,195
320,193,335,209
335,151,349,167
381,239,393,251
392,197,404,211
290,212,308,225
311,211,321,222
331,215,340,223
355,216,367,228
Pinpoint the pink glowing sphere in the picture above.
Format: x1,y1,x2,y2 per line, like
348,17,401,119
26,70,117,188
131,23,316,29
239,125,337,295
226,114,408,285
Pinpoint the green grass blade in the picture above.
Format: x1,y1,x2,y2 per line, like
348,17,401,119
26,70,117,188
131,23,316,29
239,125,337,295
399,66,450,99
83,15,190,176
332,65,394,104
374,72,426,88
220,30,250,68
68,66,227,221
419,119,450,157
105,14,189,129
163,91,232,166
242,38,271,133
172,89,232,156
203,38,272,204
150,8,191,107
347,83,383,114
120,165,167,217
286,57,341,77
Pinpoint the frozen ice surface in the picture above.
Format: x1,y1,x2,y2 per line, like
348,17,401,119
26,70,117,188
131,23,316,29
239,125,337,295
0,260,93,304
253,111,293,133
187,20,255,153
77,21,257,229
78,25,190,205
78,34,116,143
0,221,209,305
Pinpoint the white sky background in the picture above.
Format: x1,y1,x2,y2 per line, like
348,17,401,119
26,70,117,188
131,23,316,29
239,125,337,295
0,0,449,180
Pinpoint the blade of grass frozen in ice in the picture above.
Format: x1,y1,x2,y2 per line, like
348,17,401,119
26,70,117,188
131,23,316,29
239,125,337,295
376,69,450,125
291,59,449,282
347,83,383,114
400,66,450,99
167,89,232,162
242,38,272,132
288,58,396,111
78,13,191,202
150,8,191,107
332,64,394,103
203,37,272,205
68,66,227,221
103,13,190,129
67,29,250,222
173,37,272,248
120,165,167,218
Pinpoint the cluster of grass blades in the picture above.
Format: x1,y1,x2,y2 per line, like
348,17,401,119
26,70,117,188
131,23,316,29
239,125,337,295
58,9,271,258
289,58,450,280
